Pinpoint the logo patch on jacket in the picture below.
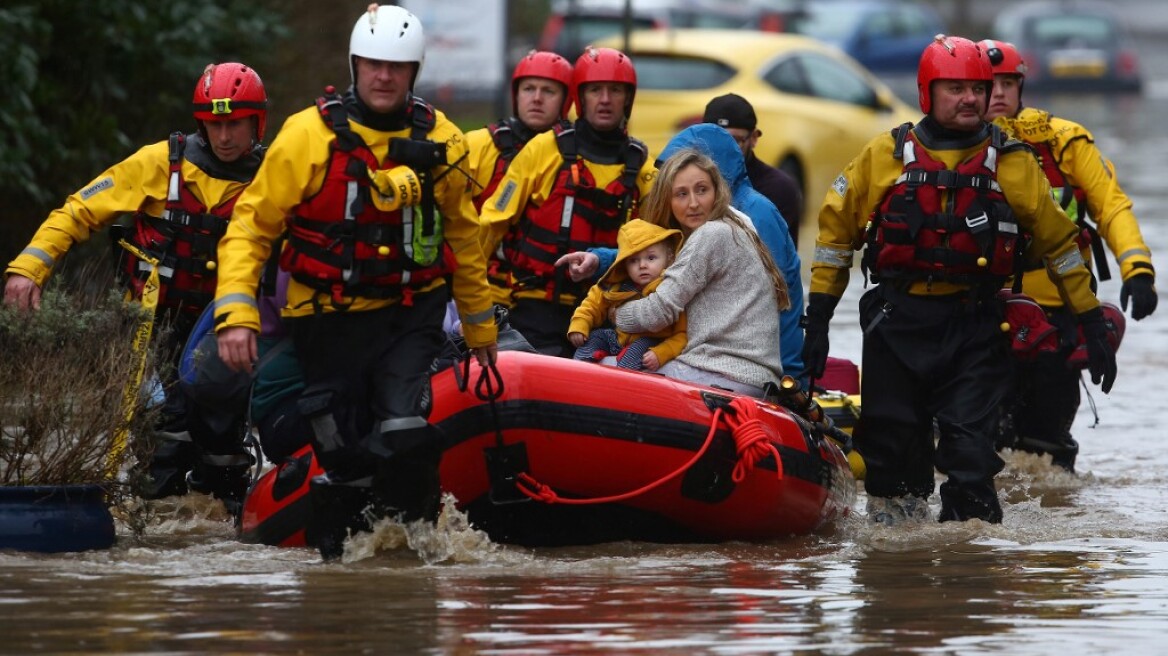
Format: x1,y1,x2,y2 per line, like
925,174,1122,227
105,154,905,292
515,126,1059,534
831,174,848,197
494,180,517,211
80,177,114,200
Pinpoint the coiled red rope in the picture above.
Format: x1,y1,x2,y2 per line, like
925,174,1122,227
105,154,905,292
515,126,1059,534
515,396,784,505
726,400,784,483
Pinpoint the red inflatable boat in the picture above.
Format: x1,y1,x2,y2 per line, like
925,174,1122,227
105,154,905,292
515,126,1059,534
240,351,856,548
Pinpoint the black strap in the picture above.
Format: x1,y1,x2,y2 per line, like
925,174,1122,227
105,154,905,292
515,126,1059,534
891,122,914,160
167,131,186,165
1083,222,1112,281
316,90,363,154
158,210,229,234
407,96,441,239
489,118,521,161
260,233,286,298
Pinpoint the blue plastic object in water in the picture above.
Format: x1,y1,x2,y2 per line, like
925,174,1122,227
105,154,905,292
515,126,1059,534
0,485,115,552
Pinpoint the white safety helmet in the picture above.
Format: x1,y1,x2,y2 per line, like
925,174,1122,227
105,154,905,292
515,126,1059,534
349,4,426,88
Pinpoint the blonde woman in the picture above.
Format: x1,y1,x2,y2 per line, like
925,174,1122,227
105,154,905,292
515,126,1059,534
614,148,789,397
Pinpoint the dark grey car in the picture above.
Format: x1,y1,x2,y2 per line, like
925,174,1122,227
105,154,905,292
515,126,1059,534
992,0,1142,93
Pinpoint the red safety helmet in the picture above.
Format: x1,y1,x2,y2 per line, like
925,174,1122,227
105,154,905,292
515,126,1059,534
512,50,573,118
916,35,992,114
979,39,1028,77
572,46,637,119
192,63,268,142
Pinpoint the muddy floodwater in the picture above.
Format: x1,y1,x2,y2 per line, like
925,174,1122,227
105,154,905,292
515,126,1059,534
3,84,1168,655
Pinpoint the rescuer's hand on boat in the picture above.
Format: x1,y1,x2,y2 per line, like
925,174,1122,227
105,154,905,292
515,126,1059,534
473,342,499,366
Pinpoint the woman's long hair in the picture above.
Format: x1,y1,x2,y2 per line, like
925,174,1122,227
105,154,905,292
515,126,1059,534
639,148,789,310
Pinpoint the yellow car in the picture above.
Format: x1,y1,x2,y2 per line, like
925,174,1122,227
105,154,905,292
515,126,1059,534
597,29,919,227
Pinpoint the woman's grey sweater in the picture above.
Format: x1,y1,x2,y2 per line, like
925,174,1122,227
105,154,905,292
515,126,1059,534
614,218,782,388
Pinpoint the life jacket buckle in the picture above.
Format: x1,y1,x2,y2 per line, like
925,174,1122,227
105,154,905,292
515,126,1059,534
934,170,959,189
965,211,990,231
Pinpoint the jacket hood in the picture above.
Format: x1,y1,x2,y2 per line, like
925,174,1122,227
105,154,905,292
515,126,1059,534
657,123,748,190
601,219,683,284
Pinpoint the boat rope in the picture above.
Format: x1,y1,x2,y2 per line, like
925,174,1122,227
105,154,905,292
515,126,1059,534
453,345,472,392
1079,371,1101,428
726,400,784,483
474,359,506,403
514,396,783,505
473,359,507,449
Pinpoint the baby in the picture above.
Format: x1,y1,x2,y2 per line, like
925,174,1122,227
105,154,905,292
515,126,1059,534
568,219,687,371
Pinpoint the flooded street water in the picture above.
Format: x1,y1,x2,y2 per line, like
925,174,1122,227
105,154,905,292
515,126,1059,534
5,88,1168,656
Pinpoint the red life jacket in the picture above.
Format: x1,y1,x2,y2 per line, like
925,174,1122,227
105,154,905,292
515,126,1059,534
1029,139,1110,281
501,125,647,302
280,91,456,308
475,118,525,214
480,119,529,294
1031,140,1087,221
864,123,1024,287
121,132,238,315
480,118,574,296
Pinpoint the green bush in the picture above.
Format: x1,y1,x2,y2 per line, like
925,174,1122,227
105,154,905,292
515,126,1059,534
0,284,162,487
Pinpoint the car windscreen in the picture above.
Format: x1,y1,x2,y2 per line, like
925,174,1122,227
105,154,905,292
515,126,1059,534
632,54,737,90
1029,15,1116,49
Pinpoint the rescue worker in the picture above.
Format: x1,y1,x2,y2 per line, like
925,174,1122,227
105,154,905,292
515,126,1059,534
980,39,1157,471
702,93,805,244
802,35,1117,524
466,51,573,307
213,4,498,560
3,62,268,511
479,45,657,357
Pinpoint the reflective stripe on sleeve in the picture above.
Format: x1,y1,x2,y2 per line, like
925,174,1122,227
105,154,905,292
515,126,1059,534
1116,247,1152,265
216,293,258,311
1051,248,1086,275
813,245,854,268
463,307,495,324
20,247,54,268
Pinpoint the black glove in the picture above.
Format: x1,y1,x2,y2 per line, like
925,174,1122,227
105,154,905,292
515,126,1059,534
1078,307,1117,394
1120,273,1157,320
800,293,839,381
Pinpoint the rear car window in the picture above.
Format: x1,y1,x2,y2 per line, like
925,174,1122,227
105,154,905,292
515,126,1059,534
632,55,737,90
555,16,657,56
669,10,752,30
765,53,879,107
1029,15,1115,48
792,9,862,39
